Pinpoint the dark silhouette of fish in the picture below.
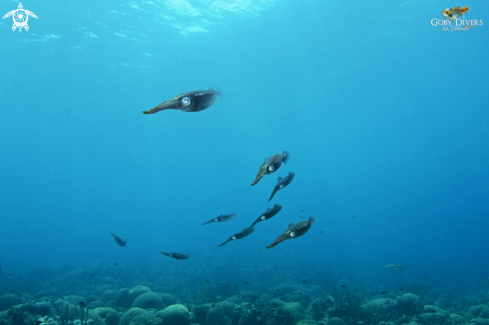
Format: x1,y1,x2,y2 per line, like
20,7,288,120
251,150,290,186
110,232,127,247
201,213,237,226
266,217,315,249
218,228,255,246
143,87,223,114
248,204,282,229
160,252,189,260
268,172,295,202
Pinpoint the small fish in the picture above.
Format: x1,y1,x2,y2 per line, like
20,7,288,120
300,209,305,212
201,213,237,226
351,215,357,219
341,285,346,288
381,291,388,295
383,264,408,270
266,217,315,249
400,287,404,291
218,228,255,246
251,150,290,186
110,232,127,247
160,251,189,260
114,263,118,266
268,172,295,201
302,280,307,284
248,204,282,229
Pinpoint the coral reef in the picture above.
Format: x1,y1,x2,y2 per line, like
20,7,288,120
395,293,424,316
327,317,346,325
5,265,489,325
120,307,151,325
206,306,231,325
0,294,22,312
158,304,190,325
132,292,163,310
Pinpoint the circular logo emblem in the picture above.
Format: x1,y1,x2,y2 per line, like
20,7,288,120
13,9,28,28
3,3,38,32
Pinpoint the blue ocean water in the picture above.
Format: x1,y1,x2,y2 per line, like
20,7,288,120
1,0,489,316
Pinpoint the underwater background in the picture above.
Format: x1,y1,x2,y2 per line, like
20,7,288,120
1,0,489,325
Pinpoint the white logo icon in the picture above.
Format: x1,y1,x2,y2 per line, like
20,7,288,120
3,3,38,32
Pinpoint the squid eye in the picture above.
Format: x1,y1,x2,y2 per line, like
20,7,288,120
289,232,296,237
181,96,191,107
214,218,218,222
268,165,274,172
261,216,266,220
232,236,237,240
279,185,284,189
